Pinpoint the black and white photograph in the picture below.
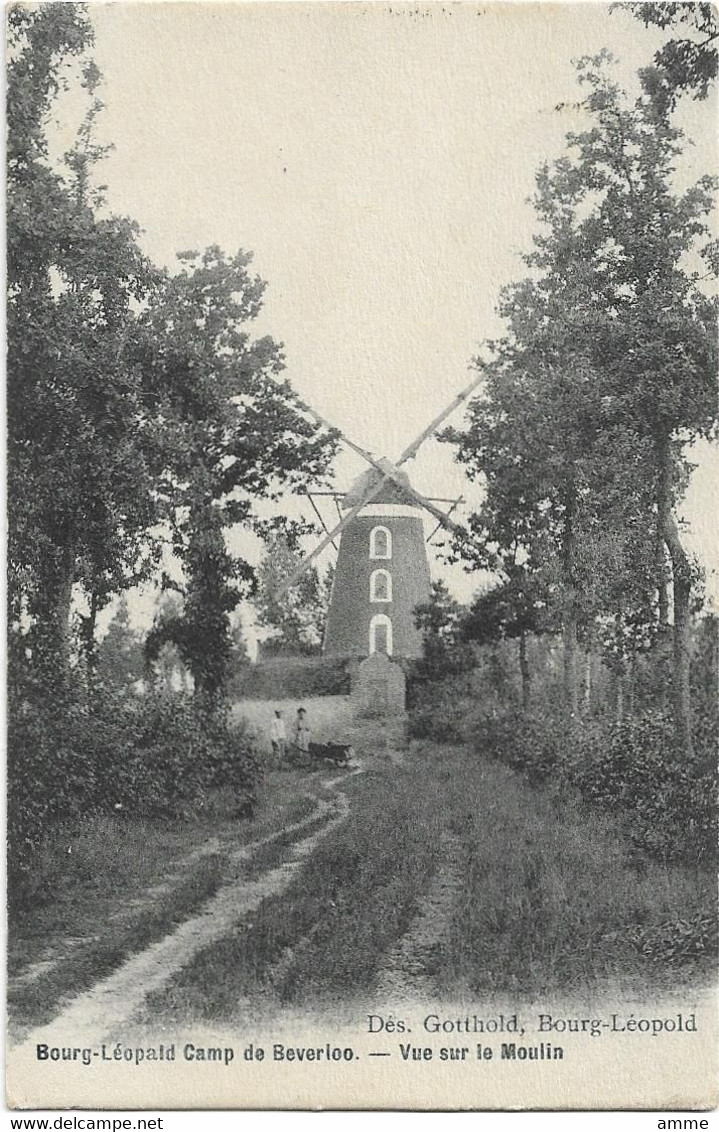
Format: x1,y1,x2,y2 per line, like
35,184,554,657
6,0,718,1112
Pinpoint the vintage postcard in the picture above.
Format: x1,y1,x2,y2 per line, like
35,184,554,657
6,0,718,1112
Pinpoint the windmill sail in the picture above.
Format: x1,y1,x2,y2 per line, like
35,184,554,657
277,371,486,604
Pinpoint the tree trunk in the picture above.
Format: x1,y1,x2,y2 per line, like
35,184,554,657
519,630,530,713
583,650,592,712
656,532,669,630
85,587,99,686
583,620,597,714
657,436,693,758
615,668,624,722
628,641,637,716
43,539,76,669
562,485,579,720
563,614,579,719
58,547,75,657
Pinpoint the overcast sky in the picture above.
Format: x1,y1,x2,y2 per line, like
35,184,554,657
74,1,717,616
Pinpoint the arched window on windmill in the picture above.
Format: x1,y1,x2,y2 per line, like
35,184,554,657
370,568,392,603
370,525,392,560
370,613,393,656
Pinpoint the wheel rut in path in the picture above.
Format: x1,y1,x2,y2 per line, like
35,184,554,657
11,784,356,1054
374,830,463,1002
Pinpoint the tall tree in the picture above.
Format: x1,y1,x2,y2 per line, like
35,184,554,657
626,3,718,112
413,581,475,686
563,57,717,753
7,4,161,684
447,56,717,749
137,249,338,700
95,596,144,692
462,575,551,714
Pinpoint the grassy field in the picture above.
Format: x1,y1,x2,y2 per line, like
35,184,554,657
141,740,715,1026
231,695,354,757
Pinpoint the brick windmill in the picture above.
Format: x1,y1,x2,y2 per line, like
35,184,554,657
278,373,484,662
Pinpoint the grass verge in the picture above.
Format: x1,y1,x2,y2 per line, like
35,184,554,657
424,744,717,998
143,764,443,1023
8,769,320,1036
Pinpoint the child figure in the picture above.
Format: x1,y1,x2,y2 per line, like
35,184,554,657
269,709,286,760
294,706,311,755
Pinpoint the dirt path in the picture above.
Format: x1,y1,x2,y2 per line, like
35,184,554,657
9,797,321,1002
374,829,463,1001
11,771,362,1054
8,836,223,996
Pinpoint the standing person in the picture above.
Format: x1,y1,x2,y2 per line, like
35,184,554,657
294,706,311,760
269,709,286,761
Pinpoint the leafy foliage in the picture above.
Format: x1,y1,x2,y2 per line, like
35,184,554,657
135,248,338,701
254,533,333,656
566,711,717,864
627,2,719,111
444,55,717,746
112,693,263,820
7,5,163,672
411,580,476,686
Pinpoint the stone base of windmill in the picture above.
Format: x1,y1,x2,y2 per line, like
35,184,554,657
349,653,408,762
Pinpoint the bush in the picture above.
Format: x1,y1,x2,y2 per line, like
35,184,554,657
470,706,717,867
408,690,474,744
93,691,263,819
566,710,717,866
231,657,350,699
8,685,263,911
629,910,718,965
473,711,566,784
8,707,86,851
7,689,110,904
407,669,503,745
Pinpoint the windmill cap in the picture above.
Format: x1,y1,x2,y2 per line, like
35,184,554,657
342,465,418,509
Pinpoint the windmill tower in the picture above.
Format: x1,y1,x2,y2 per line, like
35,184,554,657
323,467,431,660
278,373,484,663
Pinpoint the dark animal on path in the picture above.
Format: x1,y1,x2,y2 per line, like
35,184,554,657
308,741,354,768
